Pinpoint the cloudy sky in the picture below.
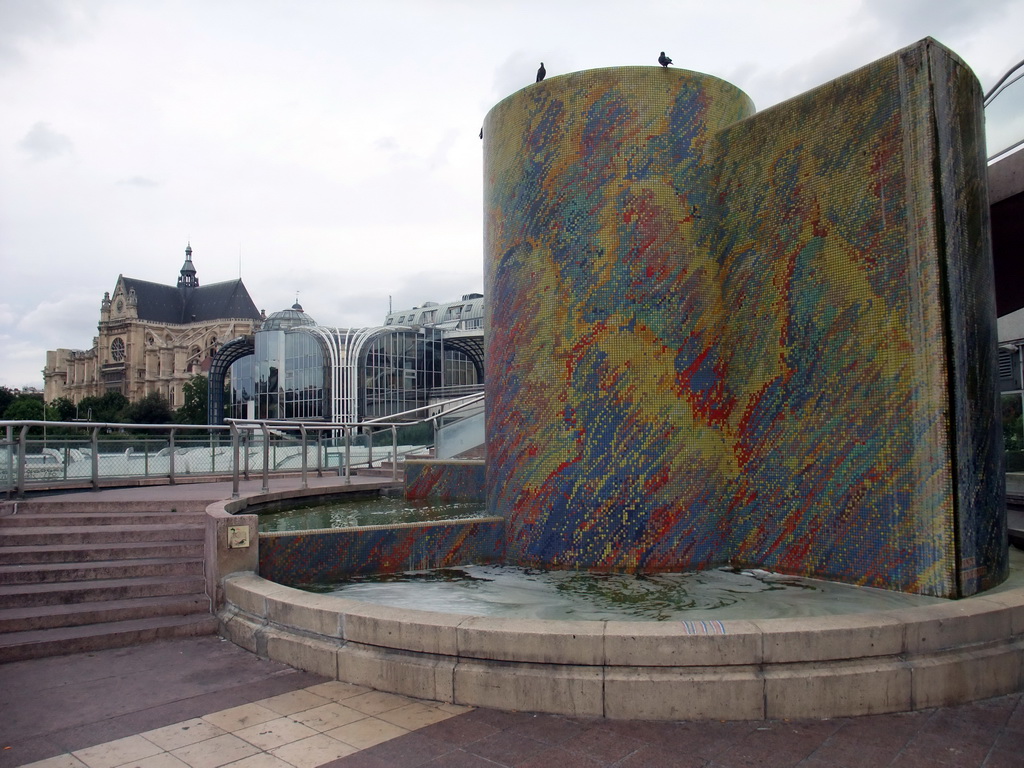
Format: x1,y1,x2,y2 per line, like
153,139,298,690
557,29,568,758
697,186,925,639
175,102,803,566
1,0,1022,390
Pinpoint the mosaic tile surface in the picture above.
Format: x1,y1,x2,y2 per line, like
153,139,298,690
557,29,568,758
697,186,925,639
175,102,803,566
405,460,487,503
482,40,1005,597
260,519,504,585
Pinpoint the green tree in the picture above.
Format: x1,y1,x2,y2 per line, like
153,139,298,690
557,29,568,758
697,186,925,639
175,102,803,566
0,386,16,415
125,392,173,424
49,396,77,422
1002,394,1023,452
2,396,48,436
78,392,129,423
175,376,209,424
1005,413,1024,452
3,396,44,421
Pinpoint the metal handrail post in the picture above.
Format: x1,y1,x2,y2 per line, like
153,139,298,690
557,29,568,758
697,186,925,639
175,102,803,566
391,425,398,482
91,427,99,489
4,425,13,499
17,425,28,495
261,423,270,493
344,426,351,485
333,429,341,477
169,428,176,484
316,430,323,478
230,422,240,498
299,424,308,490
366,427,373,468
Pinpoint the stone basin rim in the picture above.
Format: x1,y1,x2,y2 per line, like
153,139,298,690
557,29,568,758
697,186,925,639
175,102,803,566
211,495,1024,720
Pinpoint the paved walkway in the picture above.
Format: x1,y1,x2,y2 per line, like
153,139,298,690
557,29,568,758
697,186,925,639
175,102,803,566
18,473,395,505
1,636,1022,768
0,636,469,768
2,478,1023,767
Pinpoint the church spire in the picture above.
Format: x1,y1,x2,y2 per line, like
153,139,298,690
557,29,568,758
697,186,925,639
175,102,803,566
178,242,199,289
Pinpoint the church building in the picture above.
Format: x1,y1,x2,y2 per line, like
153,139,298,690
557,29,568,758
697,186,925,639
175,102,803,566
44,245,263,409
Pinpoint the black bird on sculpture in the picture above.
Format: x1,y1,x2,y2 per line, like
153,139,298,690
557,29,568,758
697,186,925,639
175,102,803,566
659,51,673,67
537,62,546,82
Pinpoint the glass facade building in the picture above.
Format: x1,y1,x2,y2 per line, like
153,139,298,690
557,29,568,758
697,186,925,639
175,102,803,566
222,298,483,424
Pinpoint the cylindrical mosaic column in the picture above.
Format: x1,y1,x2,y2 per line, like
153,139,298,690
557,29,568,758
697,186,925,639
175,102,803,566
483,68,754,571
483,46,1006,597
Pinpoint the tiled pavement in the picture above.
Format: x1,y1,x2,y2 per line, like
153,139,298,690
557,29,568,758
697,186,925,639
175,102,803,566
0,636,466,768
2,636,1023,768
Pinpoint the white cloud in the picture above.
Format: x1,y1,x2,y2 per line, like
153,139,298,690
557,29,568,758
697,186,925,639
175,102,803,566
0,0,96,70
0,335,49,390
118,176,160,188
17,294,98,344
860,0,1017,42
17,121,73,161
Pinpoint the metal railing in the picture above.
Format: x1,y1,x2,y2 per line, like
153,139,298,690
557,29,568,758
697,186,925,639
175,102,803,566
225,391,485,497
1,393,485,498
1,421,234,496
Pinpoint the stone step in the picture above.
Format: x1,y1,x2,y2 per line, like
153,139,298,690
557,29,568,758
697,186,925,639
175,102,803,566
0,511,207,528
0,593,210,633
2,524,205,546
0,557,204,585
0,574,207,609
0,613,218,663
0,540,204,565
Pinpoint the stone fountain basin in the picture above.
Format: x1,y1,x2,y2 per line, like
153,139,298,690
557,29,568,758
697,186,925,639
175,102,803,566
214,504,1024,720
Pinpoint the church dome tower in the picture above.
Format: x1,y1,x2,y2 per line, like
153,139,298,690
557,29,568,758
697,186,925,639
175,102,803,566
177,242,199,290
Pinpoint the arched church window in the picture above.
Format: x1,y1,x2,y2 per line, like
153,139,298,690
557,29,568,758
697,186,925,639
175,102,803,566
111,338,125,362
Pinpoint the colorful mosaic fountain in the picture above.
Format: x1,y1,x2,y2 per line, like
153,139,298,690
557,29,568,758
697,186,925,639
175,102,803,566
483,38,1006,598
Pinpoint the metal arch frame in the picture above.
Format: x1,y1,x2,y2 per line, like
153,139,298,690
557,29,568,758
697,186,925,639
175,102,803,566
206,335,255,425
301,326,343,421
280,323,479,425
438,330,485,382
345,327,390,422
300,325,385,423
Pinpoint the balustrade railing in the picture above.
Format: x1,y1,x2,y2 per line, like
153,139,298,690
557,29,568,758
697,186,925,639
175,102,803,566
1,392,484,498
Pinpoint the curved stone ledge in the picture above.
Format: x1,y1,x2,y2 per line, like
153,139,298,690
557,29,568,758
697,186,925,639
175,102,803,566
218,571,1024,719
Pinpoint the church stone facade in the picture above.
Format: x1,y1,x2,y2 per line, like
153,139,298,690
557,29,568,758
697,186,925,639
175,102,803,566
44,245,263,409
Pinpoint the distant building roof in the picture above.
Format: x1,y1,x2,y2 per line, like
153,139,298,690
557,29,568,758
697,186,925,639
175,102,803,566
116,243,262,325
261,301,317,331
121,276,262,324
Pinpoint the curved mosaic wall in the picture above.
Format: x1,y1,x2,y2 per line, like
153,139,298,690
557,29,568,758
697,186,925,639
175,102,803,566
483,41,1005,597
405,459,486,503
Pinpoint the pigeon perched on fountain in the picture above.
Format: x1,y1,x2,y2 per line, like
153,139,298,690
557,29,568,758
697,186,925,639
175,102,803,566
537,62,546,82
658,51,673,67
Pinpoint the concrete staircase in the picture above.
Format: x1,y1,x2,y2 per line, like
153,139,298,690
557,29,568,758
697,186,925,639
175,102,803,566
0,501,216,662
